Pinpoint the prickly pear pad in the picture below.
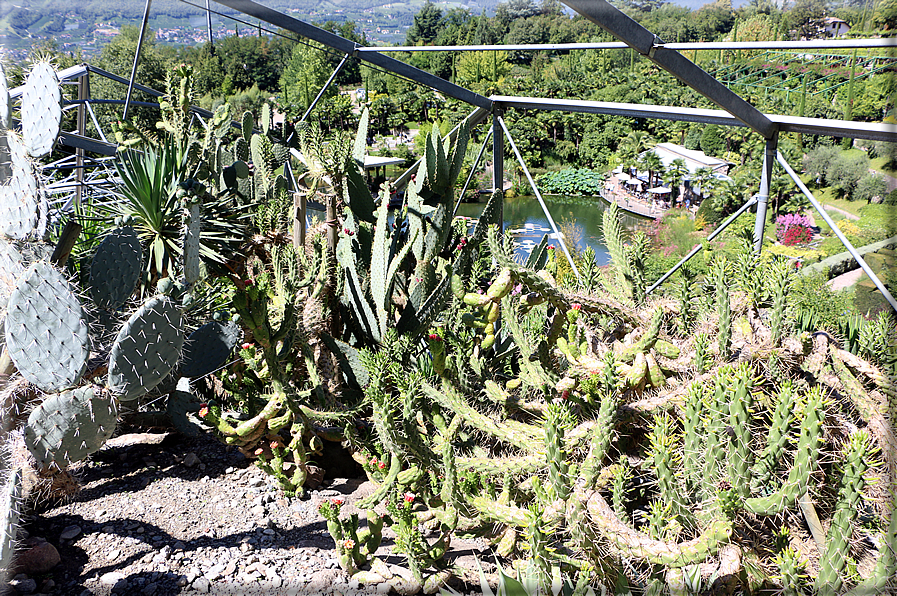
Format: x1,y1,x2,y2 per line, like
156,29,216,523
108,296,185,400
0,236,24,303
0,469,22,586
5,261,89,393
24,386,117,469
0,132,40,240
89,226,143,310
21,61,62,158
178,320,241,379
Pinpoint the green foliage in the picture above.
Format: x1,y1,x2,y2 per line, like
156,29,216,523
537,169,605,196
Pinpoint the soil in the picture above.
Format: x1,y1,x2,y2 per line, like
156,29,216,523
8,431,491,596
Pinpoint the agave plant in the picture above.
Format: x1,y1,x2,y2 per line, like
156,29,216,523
110,138,187,285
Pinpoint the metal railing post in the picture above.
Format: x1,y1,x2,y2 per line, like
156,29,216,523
299,53,352,124
123,0,153,121
492,110,504,232
753,133,778,254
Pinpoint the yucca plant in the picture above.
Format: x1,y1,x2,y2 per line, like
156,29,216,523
110,138,188,286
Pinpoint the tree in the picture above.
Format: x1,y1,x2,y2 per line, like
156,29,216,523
455,51,511,94
829,153,870,199
854,173,889,204
407,1,443,45
691,166,715,199
279,42,332,120
788,0,827,38
700,124,726,157
874,0,897,29
94,25,170,132
639,151,664,187
664,157,689,200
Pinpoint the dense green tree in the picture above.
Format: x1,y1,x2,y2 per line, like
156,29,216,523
279,42,333,120
407,1,443,45
699,124,726,157
788,0,827,38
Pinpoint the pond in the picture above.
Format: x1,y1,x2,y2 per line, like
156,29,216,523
455,194,650,265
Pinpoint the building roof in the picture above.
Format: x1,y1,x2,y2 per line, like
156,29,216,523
363,155,406,169
647,143,731,175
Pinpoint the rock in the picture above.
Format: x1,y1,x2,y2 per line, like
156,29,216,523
100,572,125,586
192,577,210,593
107,549,121,562
269,574,282,588
183,453,201,468
306,568,343,593
10,577,37,594
59,525,82,541
142,583,158,596
105,433,169,448
14,539,60,574
377,581,393,594
176,577,188,587
250,505,266,517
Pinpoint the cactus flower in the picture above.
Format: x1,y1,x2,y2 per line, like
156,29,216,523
403,492,415,503
572,303,582,311
547,245,555,250
428,333,442,342
344,539,355,550
198,403,209,418
241,343,253,350
331,498,344,506
377,461,387,470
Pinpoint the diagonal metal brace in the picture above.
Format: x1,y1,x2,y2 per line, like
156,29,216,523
560,0,777,140
212,0,491,110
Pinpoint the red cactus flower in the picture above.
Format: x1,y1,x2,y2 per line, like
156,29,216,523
561,390,570,400
377,461,387,470
244,279,254,286
331,498,344,506
344,539,355,549
403,492,415,503
571,303,582,311
198,404,209,418
428,333,442,342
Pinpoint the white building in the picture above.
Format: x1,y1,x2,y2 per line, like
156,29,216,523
646,143,731,176
822,17,851,37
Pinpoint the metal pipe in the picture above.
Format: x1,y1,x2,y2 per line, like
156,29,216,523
361,39,896,52
206,0,214,46
754,134,777,254
496,115,582,283
453,126,493,218
299,53,350,124
492,111,504,216
646,196,758,295
776,152,897,313
123,0,153,121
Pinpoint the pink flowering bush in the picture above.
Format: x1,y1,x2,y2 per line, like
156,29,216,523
776,213,813,246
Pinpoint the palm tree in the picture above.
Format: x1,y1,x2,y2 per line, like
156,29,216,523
619,131,653,176
691,167,715,200
640,151,664,188
664,158,689,202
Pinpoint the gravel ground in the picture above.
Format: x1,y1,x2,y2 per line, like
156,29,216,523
8,431,490,596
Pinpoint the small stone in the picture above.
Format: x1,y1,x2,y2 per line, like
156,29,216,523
136,527,145,534
376,582,393,594
100,572,126,586
176,577,188,587
142,583,158,596
14,539,60,574
222,562,236,577
173,541,186,551
10,577,37,594
107,549,121,562
183,453,200,467
262,529,275,536
250,505,266,517
269,574,282,588
41,579,56,591
192,577,210,593
59,525,82,541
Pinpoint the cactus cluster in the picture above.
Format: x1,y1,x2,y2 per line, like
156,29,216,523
310,196,896,594
0,62,245,584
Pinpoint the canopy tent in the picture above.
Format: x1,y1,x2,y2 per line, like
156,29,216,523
648,187,671,193
614,172,631,181
625,178,643,187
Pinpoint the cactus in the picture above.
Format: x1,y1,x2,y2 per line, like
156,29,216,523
815,431,873,595
0,467,21,588
712,257,732,360
24,386,118,469
89,226,143,310
0,132,44,240
20,60,62,159
107,295,186,400
178,320,241,379
5,261,89,392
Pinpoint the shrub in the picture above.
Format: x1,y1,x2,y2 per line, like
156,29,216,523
695,196,723,228
775,213,813,246
537,168,605,196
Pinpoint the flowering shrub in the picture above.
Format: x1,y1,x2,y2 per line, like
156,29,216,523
776,213,813,246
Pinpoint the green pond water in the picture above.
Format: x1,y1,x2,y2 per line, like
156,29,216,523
455,194,649,265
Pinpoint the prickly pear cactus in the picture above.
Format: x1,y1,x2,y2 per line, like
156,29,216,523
21,60,62,158
0,468,22,588
107,296,185,400
179,320,241,379
89,226,143,310
0,62,10,130
4,261,89,392
24,386,117,469
0,132,44,240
